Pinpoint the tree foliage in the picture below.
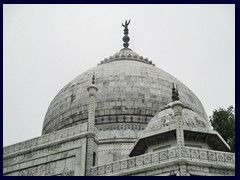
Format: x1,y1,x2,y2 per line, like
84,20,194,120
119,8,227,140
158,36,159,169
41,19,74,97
210,106,235,152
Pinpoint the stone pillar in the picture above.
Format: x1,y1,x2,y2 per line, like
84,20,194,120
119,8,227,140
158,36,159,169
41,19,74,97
85,77,98,175
172,101,184,157
172,101,189,176
87,82,98,132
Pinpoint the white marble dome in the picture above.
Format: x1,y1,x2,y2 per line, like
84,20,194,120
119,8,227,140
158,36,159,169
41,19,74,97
42,48,208,136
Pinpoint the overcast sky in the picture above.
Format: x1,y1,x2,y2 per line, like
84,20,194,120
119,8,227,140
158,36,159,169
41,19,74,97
3,4,235,146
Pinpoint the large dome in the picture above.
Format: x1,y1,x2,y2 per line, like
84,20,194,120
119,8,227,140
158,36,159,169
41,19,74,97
42,48,208,135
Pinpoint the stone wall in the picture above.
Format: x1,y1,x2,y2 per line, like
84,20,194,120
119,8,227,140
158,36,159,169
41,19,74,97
3,123,88,176
98,142,134,165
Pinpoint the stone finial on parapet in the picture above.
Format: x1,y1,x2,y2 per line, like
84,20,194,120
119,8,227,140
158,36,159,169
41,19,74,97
172,83,180,102
171,83,183,115
87,74,98,97
92,74,96,84
170,84,185,160
87,74,98,132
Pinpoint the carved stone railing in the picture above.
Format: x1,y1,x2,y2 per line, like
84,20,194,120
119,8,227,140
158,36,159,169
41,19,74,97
90,147,235,176
183,147,235,165
3,123,88,157
90,147,178,176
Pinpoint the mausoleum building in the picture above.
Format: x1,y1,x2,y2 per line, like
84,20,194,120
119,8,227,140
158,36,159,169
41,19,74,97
3,20,235,176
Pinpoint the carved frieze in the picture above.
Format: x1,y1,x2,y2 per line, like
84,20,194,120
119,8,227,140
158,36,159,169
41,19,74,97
185,147,235,164
91,147,178,176
120,160,128,170
128,159,136,168
143,155,151,164
136,156,143,166
106,164,112,173
3,123,87,156
98,166,105,175
151,153,159,163
188,165,234,176
18,162,56,176
113,162,121,172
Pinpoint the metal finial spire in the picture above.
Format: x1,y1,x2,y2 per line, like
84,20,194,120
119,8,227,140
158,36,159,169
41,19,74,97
175,85,180,101
172,83,180,101
92,74,95,84
122,19,131,48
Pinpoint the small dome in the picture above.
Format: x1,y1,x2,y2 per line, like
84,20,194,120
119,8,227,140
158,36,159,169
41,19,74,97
141,105,211,139
129,101,230,157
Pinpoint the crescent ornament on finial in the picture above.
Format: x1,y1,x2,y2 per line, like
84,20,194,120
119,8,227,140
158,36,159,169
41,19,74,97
122,19,131,28
122,19,131,48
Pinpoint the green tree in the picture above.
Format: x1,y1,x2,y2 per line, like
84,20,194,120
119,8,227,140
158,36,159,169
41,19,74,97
210,106,235,152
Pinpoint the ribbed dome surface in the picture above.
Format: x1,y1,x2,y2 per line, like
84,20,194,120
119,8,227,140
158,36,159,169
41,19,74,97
42,49,208,135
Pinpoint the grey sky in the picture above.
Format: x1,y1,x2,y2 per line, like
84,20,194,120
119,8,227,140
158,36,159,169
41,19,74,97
3,4,235,146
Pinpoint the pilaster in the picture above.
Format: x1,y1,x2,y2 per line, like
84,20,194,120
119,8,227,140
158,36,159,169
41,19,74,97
85,76,98,175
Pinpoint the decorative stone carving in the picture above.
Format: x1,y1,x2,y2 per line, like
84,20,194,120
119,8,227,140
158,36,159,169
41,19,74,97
168,149,176,159
62,130,68,138
90,147,234,176
38,137,44,145
56,132,62,140
199,151,208,160
105,164,112,173
182,149,190,158
136,156,143,166
151,153,159,163
179,164,189,176
49,134,55,141
3,123,87,156
91,168,97,176
187,165,209,173
208,152,216,161
20,143,26,150
86,137,95,175
191,150,198,159
113,162,120,172
61,170,74,176
217,153,224,162
128,159,136,168
120,160,128,170
3,147,8,154
160,151,168,161
8,146,13,153
225,154,234,163
74,126,80,134
98,166,105,175
31,139,37,146
18,162,56,176
143,155,151,164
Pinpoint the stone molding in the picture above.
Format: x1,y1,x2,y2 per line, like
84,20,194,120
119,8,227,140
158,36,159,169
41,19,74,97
90,147,178,176
89,147,235,176
182,147,235,164
98,49,155,66
187,165,235,176
3,123,88,157
4,139,83,170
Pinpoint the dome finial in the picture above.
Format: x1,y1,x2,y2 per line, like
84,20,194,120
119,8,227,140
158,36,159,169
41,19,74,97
172,83,180,101
122,19,131,48
92,74,95,84
175,84,180,101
